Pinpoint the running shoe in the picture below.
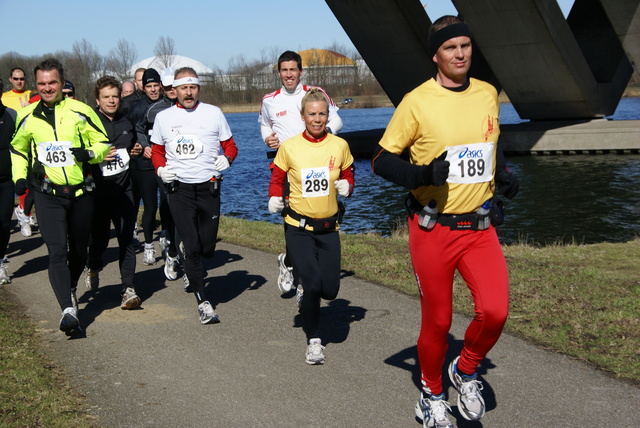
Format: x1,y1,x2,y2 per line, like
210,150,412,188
159,231,169,253
132,223,140,247
305,338,325,365
59,307,81,336
28,215,37,227
295,284,304,309
415,393,454,428
121,287,141,309
277,253,294,293
84,267,99,290
14,206,31,237
71,288,78,312
0,263,11,284
183,274,192,293
143,245,156,265
448,356,485,421
198,301,220,324
164,253,179,281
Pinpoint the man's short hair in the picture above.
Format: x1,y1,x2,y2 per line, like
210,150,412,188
134,67,146,76
174,67,198,79
0,77,4,93
9,67,25,77
95,75,121,99
34,58,64,81
277,50,302,71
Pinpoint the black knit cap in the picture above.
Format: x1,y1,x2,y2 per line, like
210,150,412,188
142,68,161,86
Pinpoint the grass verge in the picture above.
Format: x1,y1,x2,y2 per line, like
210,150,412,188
219,216,640,384
0,290,94,427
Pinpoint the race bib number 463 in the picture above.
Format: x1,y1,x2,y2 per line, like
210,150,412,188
37,141,75,168
445,142,494,184
301,167,330,198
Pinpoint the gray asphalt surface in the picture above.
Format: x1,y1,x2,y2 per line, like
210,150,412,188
3,227,639,427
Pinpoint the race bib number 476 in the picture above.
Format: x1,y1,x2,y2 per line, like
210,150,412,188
37,141,75,168
301,167,330,198
445,142,494,184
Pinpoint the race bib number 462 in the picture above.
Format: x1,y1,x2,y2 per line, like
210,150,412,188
301,166,330,198
37,141,75,168
445,142,494,184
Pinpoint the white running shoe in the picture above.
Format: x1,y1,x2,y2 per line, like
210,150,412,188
198,301,220,324
0,263,10,284
305,338,325,365
28,215,37,227
84,267,99,290
276,253,294,293
295,284,304,309
15,207,32,237
415,393,454,428
59,307,81,336
121,287,141,309
159,231,169,253
448,356,485,421
183,274,192,293
143,245,156,265
164,253,179,281
71,288,78,312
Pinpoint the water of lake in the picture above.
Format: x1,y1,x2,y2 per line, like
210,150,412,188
221,98,640,245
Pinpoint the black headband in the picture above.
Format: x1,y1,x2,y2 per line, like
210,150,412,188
428,22,472,57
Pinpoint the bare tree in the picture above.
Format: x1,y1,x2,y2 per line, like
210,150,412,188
67,39,103,103
154,36,176,68
105,39,138,82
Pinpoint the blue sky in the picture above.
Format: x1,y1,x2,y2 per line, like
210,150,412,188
0,0,574,72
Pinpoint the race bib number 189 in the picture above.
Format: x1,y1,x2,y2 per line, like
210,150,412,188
37,141,75,168
445,142,494,184
301,167,330,198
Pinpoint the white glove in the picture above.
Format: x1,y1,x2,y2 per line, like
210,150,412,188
334,179,350,197
268,196,285,213
157,165,177,183
213,155,230,172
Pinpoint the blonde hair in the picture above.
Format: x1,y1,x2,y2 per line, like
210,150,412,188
300,88,329,113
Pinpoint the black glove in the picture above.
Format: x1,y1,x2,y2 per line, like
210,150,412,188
421,151,450,186
14,178,28,196
495,167,519,199
70,147,93,162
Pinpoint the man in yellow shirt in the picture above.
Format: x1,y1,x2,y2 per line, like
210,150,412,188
2,67,31,111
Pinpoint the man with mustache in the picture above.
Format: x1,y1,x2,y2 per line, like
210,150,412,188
150,67,238,325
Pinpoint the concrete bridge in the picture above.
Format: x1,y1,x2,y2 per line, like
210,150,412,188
326,0,640,155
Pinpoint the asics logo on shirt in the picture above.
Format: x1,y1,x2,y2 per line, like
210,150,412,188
305,169,328,180
46,143,65,152
177,135,194,144
276,110,287,117
458,147,484,159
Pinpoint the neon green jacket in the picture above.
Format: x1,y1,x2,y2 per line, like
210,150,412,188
10,97,110,196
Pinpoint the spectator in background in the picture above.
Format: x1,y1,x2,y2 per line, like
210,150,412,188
121,81,135,98
3,67,32,111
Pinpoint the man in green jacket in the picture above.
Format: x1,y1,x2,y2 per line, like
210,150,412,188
11,58,110,336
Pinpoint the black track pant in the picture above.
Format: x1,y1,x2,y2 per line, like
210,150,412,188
0,179,13,259
87,184,136,291
168,182,220,302
34,190,94,310
131,168,158,244
285,227,341,340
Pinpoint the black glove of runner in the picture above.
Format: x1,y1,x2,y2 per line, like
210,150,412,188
14,179,28,196
421,151,450,186
495,167,519,199
70,147,93,162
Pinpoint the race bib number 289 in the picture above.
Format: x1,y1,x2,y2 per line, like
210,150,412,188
445,142,494,184
301,167,330,198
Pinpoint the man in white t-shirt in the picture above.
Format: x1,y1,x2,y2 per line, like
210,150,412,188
151,67,238,325
259,50,343,299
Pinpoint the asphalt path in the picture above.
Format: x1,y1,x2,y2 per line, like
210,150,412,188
2,227,639,427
